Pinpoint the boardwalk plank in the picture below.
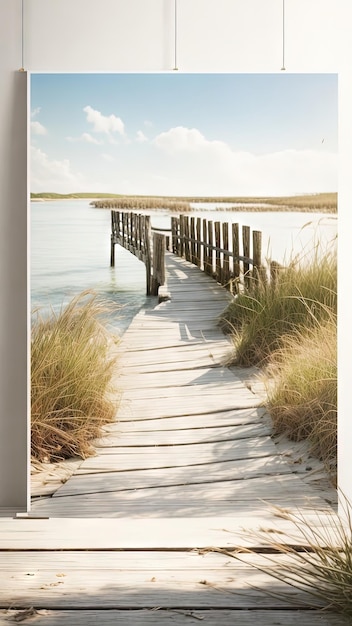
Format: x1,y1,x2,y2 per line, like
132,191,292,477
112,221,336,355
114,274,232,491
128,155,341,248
55,456,292,497
0,610,346,625
92,424,271,447
0,552,327,609
0,515,339,550
112,407,267,429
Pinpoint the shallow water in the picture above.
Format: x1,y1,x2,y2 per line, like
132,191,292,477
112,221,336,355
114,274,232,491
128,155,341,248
31,200,337,334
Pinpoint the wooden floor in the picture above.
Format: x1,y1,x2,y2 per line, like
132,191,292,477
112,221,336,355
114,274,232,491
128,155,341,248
1,253,345,624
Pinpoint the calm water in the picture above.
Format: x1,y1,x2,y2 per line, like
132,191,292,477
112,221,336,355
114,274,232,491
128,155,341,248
31,200,337,335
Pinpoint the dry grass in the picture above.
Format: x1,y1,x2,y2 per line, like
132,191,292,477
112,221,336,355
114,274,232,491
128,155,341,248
267,316,337,478
209,497,352,619
221,250,337,367
90,197,192,211
31,291,119,462
220,249,337,477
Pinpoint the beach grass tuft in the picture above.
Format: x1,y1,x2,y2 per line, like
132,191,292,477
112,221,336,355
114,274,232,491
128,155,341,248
210,496,352,619
220,247,337,476
31,291,119,462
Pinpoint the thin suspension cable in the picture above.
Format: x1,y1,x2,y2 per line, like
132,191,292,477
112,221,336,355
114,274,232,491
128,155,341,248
281,0,286,70
21,0,25,70
173,0,178,70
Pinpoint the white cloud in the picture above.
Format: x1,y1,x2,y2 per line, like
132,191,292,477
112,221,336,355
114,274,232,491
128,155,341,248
31,120,47,136
81,132,102,145
136,130,148,143
31,107,41,118
30,146,86,193
152,126,337,195
66,133,102,145
83,105,125,136
100,153,115,163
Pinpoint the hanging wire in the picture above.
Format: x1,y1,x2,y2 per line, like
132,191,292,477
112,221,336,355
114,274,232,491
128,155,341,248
281,0,286,70
20,0,25,71
173,0,178,70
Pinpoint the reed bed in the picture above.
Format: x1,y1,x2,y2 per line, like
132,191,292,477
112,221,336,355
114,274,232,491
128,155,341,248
90,197,192,211
31,191,337,212
31,291,119,462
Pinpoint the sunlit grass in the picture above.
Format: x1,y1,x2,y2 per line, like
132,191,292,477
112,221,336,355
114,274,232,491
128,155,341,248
220,247,337,477
211,496,352,619
31,291,119,462
221,249,337,367
267,315,337,478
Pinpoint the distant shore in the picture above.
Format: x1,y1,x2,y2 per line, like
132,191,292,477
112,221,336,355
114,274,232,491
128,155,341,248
30,192,338,213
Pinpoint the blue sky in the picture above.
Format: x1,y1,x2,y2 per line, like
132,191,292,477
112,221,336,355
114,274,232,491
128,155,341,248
30,73,337,196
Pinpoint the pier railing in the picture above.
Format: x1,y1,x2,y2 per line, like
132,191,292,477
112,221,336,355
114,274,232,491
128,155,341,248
110,210,166,296
171,215,265,293
111,210,269,296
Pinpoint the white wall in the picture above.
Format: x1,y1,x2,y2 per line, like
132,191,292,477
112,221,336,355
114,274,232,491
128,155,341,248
1,0,350,513
0,0,28,513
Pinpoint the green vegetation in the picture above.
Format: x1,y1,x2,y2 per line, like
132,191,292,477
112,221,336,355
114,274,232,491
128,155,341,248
31,291,119,462
30,192,337,212
220,249,337,476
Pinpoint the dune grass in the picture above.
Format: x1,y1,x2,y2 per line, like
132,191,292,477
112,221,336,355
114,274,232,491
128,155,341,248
221,250,337,367
210,497,352,619
267,315,337,476
31,291,119,462
220,248,337,476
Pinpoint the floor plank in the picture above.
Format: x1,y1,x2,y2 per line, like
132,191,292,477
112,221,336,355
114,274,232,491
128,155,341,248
1,609,346,626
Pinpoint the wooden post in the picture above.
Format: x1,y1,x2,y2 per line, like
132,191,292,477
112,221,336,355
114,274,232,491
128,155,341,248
171,217,178,254
270,260,282,287
242,225,250,289
252,230,263,284
145,215,152,295
110,211,115,267
190,216,196,265
207,220,214,277
214,221,221,283
151,232,166,295
202,219,208,273
196,217,202,267
180,215,185,257
184,216,191,262
232,223,240,293
222,222,230,289
110,236,115,267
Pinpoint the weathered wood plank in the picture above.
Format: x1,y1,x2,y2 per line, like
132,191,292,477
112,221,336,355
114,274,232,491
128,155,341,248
71,438,277,471
0,609,346,625
55,456,292,497
112,407,267,430
116,367,260,391
93,424,270,448
0,553,328,609
0,514,339,550
31,473,330,517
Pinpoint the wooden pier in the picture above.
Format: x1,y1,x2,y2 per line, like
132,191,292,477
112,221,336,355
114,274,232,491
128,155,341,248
0,237,343,624
110,211,267,298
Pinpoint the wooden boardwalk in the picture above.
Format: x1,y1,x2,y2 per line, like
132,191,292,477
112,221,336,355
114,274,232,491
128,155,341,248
1,253,344,624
